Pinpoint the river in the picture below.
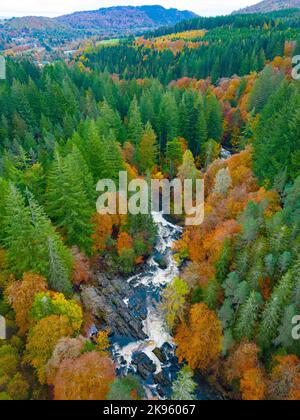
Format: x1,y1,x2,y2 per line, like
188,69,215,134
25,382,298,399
106,211,222,400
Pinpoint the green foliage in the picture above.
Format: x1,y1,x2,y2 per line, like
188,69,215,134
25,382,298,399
162,277,189,330
258,273,294,350
171,366,197,400
253,81,300,186
108,375,144,400
46,152,94,253
235,291,263,341
3,185,72,281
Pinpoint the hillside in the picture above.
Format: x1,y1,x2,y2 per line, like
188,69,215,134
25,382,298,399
234,0,300,14
0,8,300,402
2,5,196,34
3,16,67,31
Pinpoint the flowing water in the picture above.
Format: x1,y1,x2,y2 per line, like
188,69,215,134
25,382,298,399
111,212,222,400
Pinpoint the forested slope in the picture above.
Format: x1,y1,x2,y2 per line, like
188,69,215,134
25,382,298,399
0,11,300,400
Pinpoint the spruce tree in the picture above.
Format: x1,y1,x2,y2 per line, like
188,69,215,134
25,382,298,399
258,273,294,350
48,237,73,297
127,96,143,147
136,122,158,174
235,291,263,341
171,366,197,400
47,153,94,253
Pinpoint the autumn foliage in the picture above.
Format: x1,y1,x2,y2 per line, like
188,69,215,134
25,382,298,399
240,368,266,401
72,247,92,286
175,303,223,371
6,273,48,335
25,315,76,384
53,352,115,400
268,355,300,400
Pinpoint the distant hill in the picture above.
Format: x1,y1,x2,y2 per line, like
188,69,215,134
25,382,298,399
234,0,300,14
3,5,197,34
4,16,67,31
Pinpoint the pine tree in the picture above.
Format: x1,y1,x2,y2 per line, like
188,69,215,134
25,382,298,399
97,100,125,143
127,96,143,147
275,305,299,351
235,291,263,341
166,137,183,178
205,92,223,142
3,184,35,276
218,299,234,329
258,273,294,350
47,153,94,253
84,120,107,180
48,237,73,297
196,105,208,156
136,122,158,174
171,366,197,401
3,185,72,282
101,133,125,185
158,92,179,152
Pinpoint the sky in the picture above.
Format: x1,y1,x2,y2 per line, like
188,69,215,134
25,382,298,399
0,1,260,18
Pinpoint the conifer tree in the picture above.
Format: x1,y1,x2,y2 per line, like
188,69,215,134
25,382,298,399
258,273,294,350
48,237,73,297
47,153,94,253
166,137,183,178
235,291,263,341
205,92,223,142
171,366,197,400
136,122,158,174
127,96,143,147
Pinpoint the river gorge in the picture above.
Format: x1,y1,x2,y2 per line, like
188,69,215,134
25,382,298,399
81,211,222,400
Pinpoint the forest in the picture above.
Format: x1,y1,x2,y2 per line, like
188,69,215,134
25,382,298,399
0,9,300,401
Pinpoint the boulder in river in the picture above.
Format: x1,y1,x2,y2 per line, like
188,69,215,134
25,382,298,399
152,347,168,364
154,369,172,387
132,352,157,380
80,273,148,340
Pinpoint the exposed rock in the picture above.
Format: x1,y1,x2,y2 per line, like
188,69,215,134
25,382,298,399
152,347,168,364
153,254,168,269
132,352,156,380
80,273,147,340
154,370,172,387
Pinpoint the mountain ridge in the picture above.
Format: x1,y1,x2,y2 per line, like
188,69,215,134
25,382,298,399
233,0,300,14
2,5,197,33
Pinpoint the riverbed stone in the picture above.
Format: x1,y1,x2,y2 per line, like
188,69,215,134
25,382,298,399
132,352,157,379
154,370,172,387
152,347,168,364
80,274,147,340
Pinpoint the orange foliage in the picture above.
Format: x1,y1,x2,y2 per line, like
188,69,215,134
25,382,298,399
226,341,260,383
72,247,92,286
117,232,133,256
125,162,139,180
136,31,207,55
240,368,266,400
53,352,115,400
249,187,281,217
6,273,48,335
92,213,113,253
46,337,85,386
284,41,296,57
123,142,135,164
269,355,300,400
175,303,223,371
259,276,272,301
175,147,261,289
227,146,256,189
25,315,75,384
